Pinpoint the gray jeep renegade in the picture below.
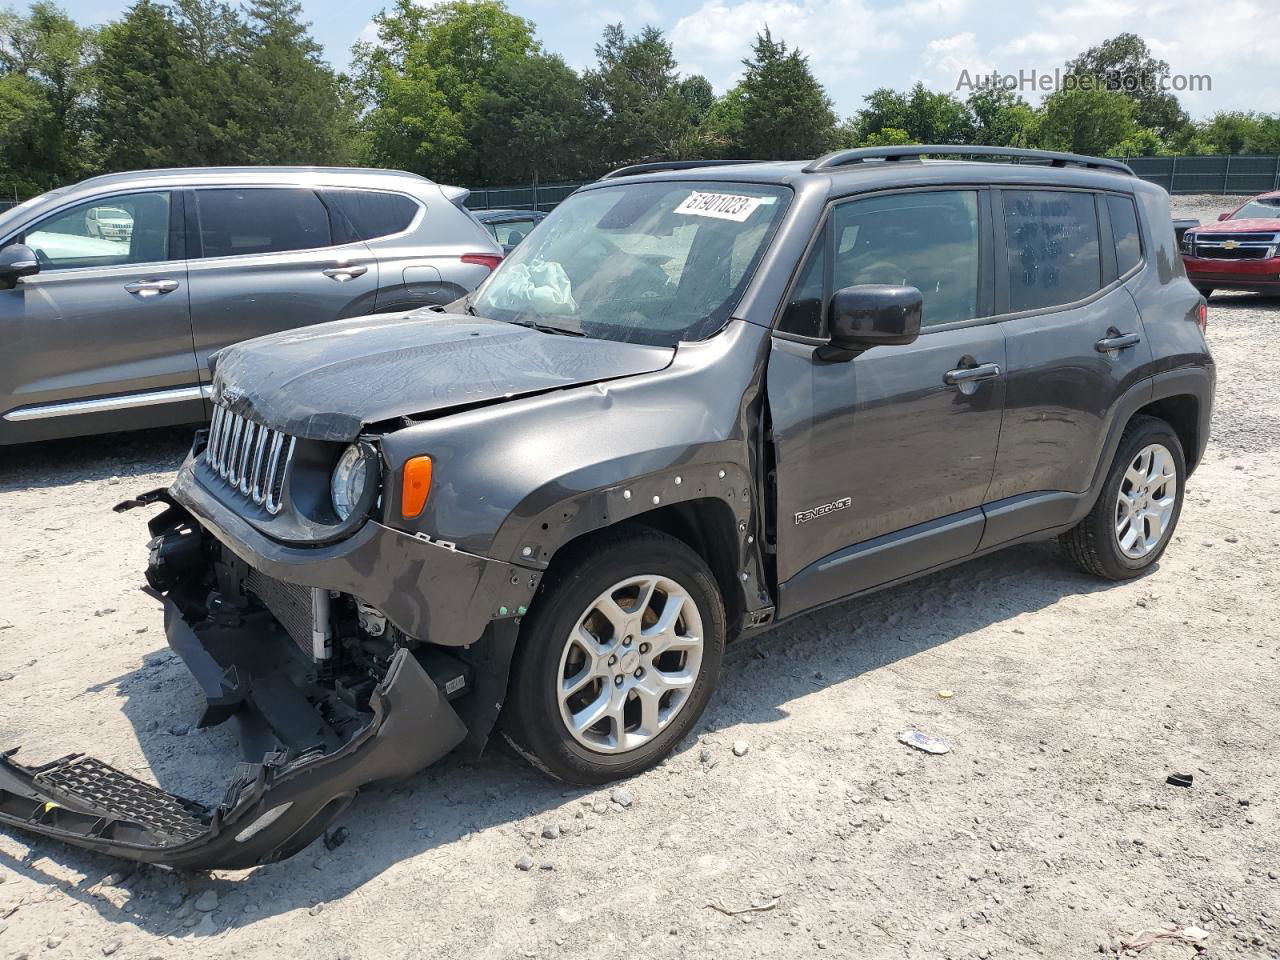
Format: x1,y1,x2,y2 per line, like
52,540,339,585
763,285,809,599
0,147,1214,870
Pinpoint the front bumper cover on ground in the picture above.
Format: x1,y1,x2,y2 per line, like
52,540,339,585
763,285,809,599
0,607,467,871
0,468,528,870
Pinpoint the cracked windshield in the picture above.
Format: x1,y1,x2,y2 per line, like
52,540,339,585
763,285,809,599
470,181,791,346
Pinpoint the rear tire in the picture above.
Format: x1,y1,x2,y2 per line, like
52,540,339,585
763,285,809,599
503,526,726,784
1059,415,1185,580
1194,286,1214,299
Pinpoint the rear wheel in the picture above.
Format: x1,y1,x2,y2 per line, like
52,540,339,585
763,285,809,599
503,527,726,783
1059,415,1185,580
1194,286,1214,299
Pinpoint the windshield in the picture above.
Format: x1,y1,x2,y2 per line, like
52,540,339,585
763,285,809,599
470,180,791,346
1232,197,1280,220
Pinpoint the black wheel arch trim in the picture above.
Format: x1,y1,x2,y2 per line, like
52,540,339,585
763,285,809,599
493,460,774,632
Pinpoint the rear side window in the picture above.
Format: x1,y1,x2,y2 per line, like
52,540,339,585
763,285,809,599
324,189,419,241
1107,195,1142,275
195,188,330,257
1002,190,1101,312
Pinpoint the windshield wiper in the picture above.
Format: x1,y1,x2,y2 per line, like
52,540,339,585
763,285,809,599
513,319,585,337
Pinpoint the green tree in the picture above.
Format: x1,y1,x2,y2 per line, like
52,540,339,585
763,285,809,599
734,28,836,160
141,0,252,167
854,83,974,145
1039,85,1138,155
1194,111,1280,154
353,0,539,182
0,1,96,189
470,51,593,183
1065,33,1188,139
678,74,714,126
1115,127,1167,157
699,85,745,158
93,0,184,171
966,86,1038,147
234,0,353,164
859,126,915,147
583,24,695,167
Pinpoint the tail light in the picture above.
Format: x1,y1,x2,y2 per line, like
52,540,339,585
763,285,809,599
461,253,503,272
1196,300,1208,333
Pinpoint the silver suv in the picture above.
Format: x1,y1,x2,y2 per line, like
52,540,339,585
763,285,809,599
0,166,504,445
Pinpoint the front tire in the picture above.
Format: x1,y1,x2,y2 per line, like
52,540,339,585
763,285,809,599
503,526,726,784
1059,415,1185,580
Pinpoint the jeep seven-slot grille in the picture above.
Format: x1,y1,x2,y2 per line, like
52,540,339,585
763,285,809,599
204,404,296,515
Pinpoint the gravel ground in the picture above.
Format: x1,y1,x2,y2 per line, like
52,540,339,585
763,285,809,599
1,201,1277,960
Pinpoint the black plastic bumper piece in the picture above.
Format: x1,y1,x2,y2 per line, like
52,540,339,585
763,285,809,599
0,639,466,871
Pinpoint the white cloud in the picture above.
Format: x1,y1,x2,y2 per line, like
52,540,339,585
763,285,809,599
922,32,995,92
671,0,959,95
1039,0,1137,23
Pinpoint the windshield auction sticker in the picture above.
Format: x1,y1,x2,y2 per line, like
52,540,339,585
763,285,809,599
674,191,764,222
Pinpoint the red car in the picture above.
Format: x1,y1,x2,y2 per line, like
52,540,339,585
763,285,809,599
1181,191,1280,297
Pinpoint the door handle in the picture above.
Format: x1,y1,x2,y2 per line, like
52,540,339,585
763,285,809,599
1095,332,1142,352
124,278,179,298
943,362,1001,386
323,264,369,282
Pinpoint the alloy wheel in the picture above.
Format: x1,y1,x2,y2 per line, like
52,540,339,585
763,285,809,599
556,575,704,754
1114,442,1178,559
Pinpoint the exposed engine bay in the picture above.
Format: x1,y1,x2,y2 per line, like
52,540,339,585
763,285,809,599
0,489,512,870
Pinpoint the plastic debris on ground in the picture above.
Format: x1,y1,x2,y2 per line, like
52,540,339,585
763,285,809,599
1119,924,1209,954
897,730,952,755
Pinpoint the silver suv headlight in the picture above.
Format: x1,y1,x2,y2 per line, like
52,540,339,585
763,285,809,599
331,444,371,521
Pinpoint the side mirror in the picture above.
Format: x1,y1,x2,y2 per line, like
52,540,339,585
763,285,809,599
1217,212,1232,221
0,243,39,289
816,284,922,362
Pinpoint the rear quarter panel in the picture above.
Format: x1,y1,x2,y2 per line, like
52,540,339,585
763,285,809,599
1130,183,1212,375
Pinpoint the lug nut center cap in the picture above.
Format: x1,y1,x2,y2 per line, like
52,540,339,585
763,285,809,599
620,649,640,674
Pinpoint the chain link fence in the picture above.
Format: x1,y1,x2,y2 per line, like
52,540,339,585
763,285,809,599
463,181,585,212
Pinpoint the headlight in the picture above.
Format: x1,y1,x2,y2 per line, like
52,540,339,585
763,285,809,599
331,444,370,521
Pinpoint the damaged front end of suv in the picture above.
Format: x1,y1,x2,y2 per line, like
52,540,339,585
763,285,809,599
0,309,678,869
0,173,788,870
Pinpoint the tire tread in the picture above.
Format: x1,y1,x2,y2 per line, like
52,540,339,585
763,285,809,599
1058,414,1183,581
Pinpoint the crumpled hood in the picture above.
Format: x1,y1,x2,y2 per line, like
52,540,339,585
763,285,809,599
211,310,675,441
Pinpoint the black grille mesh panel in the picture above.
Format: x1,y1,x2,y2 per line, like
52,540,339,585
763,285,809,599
36,757,209,844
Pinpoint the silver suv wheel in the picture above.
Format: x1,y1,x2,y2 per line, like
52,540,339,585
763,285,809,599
1114,442,1178,559
556,574,704,755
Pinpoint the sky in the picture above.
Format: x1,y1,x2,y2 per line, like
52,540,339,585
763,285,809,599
60,0,1278,120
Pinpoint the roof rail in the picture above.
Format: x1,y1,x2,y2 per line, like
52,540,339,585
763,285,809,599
599,159,765,180
803,145,1134,176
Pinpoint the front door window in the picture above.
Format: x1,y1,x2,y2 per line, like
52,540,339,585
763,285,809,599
24,192,172,270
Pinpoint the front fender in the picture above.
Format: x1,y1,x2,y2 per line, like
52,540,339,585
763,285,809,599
378,320,774,614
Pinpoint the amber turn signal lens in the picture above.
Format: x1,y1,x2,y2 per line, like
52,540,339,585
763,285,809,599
401,456,433,518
